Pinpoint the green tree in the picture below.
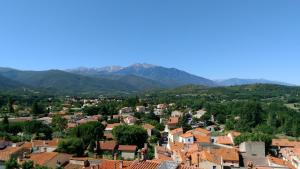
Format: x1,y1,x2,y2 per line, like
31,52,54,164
70,121,104,147
5,158,19,169
31,101,46,116
112,125,148,148
7,97,14,114
21,160,34,169
57,138,85,157
51,115,67,131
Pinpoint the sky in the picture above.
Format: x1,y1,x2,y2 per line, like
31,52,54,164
0,0,299,84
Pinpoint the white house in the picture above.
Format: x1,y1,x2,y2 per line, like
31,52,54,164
179,132,194,144
168,128,183,143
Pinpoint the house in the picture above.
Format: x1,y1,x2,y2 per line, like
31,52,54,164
215,136,233,146
143,124,155,137
280,147,300,169
154,109,164,116
157,104,167,109
168,128,183,143
105,123,121,132
193,109,207,119
65,157,102,169
190,147,239,169
0,140,12,150
167,117,179,130
123,116,137,125
171,111,184,117
99,141,117,159
98,159,133,169
240,141,266,157
194,134,211,144
22,139,59,153
136,106,146,113
0,147,29,166
27,152,71,168
118,145,137,160
119,107,133,115
193,128,211,137
179,132,194,144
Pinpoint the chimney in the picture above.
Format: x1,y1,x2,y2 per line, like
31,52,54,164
119,160,123,169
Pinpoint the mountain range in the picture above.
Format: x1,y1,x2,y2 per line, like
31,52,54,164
0,63,294,94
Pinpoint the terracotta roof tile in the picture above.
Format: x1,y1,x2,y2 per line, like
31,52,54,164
29,152,58,165
194,135,211,143
143,124,155,130
170,128,183,135
118,145,137,152
180,132,194,138
99,141,116,151
193,128,210,135
216,136,233,145
127,160,161,169
99,160,132,169
0,147,22,161
167,117,179,125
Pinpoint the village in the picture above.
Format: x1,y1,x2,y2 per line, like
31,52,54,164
1,97,300,169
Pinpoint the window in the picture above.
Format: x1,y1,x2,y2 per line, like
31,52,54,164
213,166,216,169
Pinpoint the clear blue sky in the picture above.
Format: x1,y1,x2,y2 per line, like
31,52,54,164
0,0,299,84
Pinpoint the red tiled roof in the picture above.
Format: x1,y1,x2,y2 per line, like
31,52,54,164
167,117,179,125
143,124,155,130
98,160,132,169
216,136,233,145
127,160,161,169
170,128,183,135
193,128,210,135
105,123,121,130
99,141,116,151
118,145,137,152
0,147,22,161
29,152,58,165
180,132,194,138
194,135,211,143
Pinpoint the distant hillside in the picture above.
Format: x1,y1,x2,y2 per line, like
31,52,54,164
68,63,216,87
0,68,162,94
215,78,293,86
0,74,27,90
152,84,300,100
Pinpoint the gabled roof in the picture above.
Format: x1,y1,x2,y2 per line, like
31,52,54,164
127,160,161,169
99,141,116,151
272,139,300,147
180,132,194,138
0,147,22,161
98,160,133,169
216,136,233,145
105,123,121,130
168,117,179,125
193,128,210,135
143,124,155,130
118,145,137,151
194,135,211,143
170,128,183,135
29,152,58,165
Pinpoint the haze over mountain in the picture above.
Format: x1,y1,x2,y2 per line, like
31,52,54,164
0,63,294,94
215,78,294,87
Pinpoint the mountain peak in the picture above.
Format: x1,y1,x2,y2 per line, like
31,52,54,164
129,63,157,69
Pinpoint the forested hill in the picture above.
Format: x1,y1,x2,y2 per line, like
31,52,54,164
146,84,300,102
